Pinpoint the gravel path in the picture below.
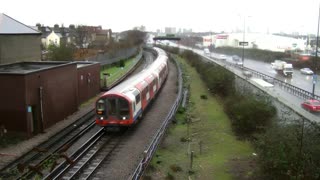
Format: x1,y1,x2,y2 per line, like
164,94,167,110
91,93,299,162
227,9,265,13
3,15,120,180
93,59,178,179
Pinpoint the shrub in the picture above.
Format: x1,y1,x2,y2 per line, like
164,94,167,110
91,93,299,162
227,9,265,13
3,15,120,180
118,60,125,67
170,164,183,172
254,122,320,179
224,95,276,137
200,95,208,99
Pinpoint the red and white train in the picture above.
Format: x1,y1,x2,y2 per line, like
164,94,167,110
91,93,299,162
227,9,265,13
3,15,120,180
95,47,169,127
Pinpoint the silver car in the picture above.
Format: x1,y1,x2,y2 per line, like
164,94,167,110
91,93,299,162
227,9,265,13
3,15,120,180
300,68,313,75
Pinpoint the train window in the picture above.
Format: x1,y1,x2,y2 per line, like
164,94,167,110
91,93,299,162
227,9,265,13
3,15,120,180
135,94,141,104
119,98,129,117
97,99,105,111
107,99,117,116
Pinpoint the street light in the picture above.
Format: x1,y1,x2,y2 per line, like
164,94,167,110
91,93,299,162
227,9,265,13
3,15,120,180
241,15,251,68
312,4,320,98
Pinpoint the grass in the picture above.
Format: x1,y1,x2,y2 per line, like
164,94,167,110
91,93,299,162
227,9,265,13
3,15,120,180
144,56,255,179
100,57,138,86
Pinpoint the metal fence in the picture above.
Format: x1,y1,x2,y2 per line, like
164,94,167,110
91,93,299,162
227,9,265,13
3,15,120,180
130,54,183,180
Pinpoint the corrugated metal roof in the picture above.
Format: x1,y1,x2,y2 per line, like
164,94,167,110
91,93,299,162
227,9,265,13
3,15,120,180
0,13,40,34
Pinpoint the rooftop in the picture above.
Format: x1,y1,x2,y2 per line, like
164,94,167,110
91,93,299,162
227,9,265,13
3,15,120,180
0,13,40,34
76,61,100,68
0,61,75,74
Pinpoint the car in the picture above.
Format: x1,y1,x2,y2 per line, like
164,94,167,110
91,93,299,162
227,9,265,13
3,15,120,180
218,55,227,60
300,68,314,75
232,55,240,61
262,76,274,84
301,99,320,112
231,55,243,66
242,70,252,78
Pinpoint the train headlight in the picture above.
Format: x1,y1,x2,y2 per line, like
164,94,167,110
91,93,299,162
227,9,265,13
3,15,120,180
100,117,104,120
122,117,126,120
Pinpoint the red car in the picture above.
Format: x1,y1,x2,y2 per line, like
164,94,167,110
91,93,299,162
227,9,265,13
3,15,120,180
301,99,320,112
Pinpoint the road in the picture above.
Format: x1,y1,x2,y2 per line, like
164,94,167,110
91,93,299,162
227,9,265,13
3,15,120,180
210,53,320,96
164,42,320,121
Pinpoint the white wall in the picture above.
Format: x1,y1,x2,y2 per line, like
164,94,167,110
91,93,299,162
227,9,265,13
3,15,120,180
46,31,60,47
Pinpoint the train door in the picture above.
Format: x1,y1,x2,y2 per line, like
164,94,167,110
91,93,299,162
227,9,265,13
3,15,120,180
106,97,130,120
118,98,130,120
146,85,150,102
152,79,157,94
131,89,142,120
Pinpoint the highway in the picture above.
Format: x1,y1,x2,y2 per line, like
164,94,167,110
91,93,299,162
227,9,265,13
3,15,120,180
159,41,320,121
210,52,320,96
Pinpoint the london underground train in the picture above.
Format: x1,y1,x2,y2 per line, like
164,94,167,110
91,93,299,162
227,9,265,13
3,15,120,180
95,47,168,127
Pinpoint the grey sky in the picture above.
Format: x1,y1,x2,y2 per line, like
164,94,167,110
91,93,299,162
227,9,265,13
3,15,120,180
1,0,320,34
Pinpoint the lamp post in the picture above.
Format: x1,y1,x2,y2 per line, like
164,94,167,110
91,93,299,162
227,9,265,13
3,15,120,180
312,4,320,98
241,15,251,68
242,16,246,68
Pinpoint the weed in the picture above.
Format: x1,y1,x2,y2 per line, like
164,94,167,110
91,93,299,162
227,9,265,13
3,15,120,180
200,94,208,99
170,164,183,172
165,172,175,180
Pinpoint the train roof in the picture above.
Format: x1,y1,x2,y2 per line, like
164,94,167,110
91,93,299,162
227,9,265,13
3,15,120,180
104,47,168,96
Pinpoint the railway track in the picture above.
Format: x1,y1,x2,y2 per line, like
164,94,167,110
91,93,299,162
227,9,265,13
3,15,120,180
0,110,96,179
44,129,125,180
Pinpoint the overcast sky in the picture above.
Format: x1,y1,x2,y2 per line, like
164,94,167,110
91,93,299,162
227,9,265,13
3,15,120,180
2,0,320,34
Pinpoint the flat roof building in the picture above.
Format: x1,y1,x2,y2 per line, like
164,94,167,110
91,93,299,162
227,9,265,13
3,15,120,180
0,61,100,137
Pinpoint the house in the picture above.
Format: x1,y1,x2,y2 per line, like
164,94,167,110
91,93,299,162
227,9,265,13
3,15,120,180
90,29,112,48
46,30,63,47
0,13,41,64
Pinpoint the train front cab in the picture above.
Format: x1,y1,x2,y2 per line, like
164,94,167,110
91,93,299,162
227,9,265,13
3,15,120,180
96,95,133,126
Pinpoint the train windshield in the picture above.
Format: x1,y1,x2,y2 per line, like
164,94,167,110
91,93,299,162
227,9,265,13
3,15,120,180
96,99,106,116
97,99,105,111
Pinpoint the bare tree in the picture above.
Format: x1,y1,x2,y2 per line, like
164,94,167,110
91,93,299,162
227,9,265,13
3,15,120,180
75,25,89,49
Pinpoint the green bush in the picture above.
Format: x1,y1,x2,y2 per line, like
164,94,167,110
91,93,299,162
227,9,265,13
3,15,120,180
224,95,276,137
254,122,320,179
47,43,74,61
118,60,125,67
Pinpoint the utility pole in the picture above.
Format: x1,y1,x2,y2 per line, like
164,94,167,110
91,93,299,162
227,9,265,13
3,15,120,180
312,4,320,98
242,16,246,68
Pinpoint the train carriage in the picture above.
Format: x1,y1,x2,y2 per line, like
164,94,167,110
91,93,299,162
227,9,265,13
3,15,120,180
96,47,168,127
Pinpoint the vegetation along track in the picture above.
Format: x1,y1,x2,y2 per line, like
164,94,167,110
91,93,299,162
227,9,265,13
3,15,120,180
0,110,96,179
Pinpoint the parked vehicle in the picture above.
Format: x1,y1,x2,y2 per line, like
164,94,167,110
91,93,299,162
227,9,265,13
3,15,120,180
271,60,293,77
300,68,314,75
301,99,320,112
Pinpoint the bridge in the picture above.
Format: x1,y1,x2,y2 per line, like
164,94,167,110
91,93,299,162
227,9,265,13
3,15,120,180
153,36,181,41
